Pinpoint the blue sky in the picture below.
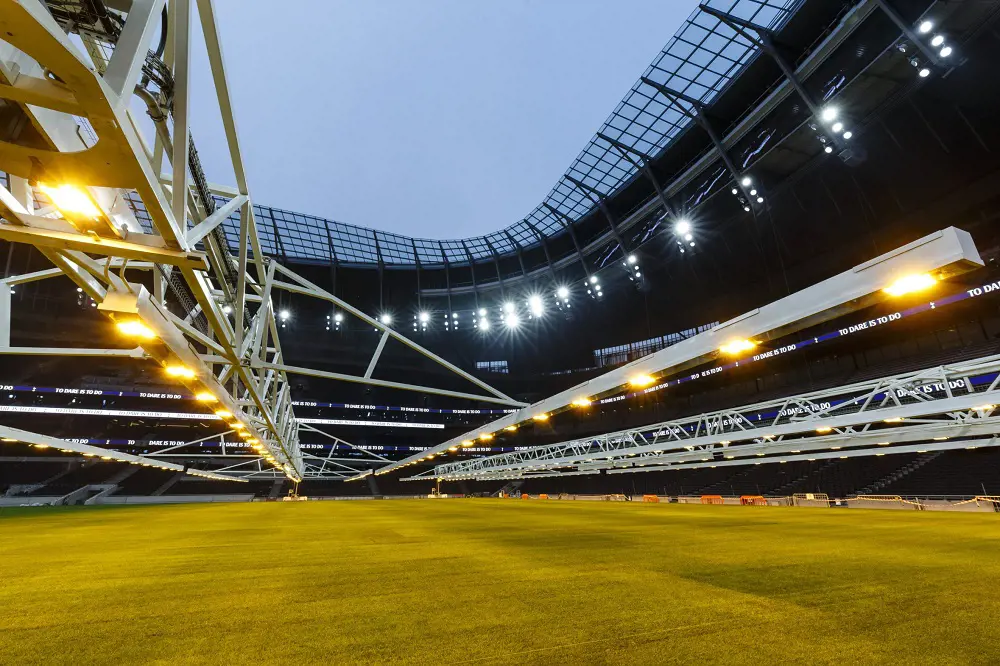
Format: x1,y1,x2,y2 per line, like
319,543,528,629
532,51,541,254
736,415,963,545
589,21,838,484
188,1,697,239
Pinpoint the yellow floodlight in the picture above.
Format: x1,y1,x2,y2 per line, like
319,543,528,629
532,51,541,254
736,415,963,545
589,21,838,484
719,339,757,356
116,319,156,340
883,273,936,297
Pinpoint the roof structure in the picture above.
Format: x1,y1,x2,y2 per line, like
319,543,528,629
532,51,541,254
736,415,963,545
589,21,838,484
217,0,802,268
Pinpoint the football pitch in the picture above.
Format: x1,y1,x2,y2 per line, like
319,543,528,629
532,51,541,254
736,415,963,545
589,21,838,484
2,500,999,664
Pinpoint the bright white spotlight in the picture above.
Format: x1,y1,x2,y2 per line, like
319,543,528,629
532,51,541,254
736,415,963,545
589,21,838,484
556,286,569,299
832,122,843,133
824,146,833,154
918,20,933,34
502,301,515,314
478,308,487,316
418,311,430,323
919,67,931,77
452,313,458,319
756,197,764,203
843,131,853,140
684,233,693,241
504,313,520,328
527,295,544,317
939,46,952,57
820,106,838,122
334,313,343,323
279,310,290,321
627,254,637,265
674,219,691,235
740,176,752,187
930,34,944,47
380,313,392,325
589,275,598,284
222,305,232,314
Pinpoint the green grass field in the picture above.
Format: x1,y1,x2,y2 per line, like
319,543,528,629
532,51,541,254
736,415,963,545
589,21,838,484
2,500,999,665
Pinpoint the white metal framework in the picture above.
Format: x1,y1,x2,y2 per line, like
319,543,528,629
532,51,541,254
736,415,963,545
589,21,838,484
0,0,520,482
416,354,1000,482
370,226,983,477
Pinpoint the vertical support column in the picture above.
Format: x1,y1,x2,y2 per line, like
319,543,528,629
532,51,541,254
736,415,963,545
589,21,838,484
0,282,10,347
171,0,192,237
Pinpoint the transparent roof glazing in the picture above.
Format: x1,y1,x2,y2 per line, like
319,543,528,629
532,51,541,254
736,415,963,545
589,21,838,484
221,0,801,266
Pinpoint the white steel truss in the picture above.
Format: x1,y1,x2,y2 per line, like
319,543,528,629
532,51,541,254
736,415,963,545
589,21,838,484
0,0,519,483
414,354,1000,482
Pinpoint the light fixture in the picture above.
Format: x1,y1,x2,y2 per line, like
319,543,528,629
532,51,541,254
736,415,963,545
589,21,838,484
939,46,952,57
502,301,515,314
629,374,655,388
918,20,933,34
930,34,944,47
334,313,343,323
478,319,490,331
820,106,838,122
533,413,549,422
215,409,232,419
504,314,520,328
627,254,637,265
195,392,217,403
719,339,756,356
116,319,156,340
222,305,232,315
379,313,392,325
740,176,752,187
843,131,853,140
919,67,931,78
589,276,598,284
504,425,518,432
556,286,569,299
674,219,692,235
38,183,101,219
479,433,494,441
527,295,544,317
883,273,936,296
571,398,592,408
460,440,475,447
418,311,430,323
165,364,195,379
832,122,844,133
278,310,290,321
824,146,833,154
815,426,832,434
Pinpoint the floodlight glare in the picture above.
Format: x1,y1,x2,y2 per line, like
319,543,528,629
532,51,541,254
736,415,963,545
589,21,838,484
504,314,520,328
504,425,518,432
824,146,833,154
741,176,752,187
720,339,757,356
222,305,232,314
195,392,217,403
38,183,101,219
502,301,515,314
939,46,952,57
571,397,592,407
820,106,838,122
883,273,936,296
478,308,487,316
629,374,656,388
832,122,843,133
589,275,598,284
527,295,544,316
418,311,430,323
684,233,693,241
478,319,490,331
215,409,232,418
278,310,290,321
479,433,494,441
627,254,637,265
116,319,156,340
165,364,195,379
919,67,931,77
379,313,392,325
334,313,343,323
930,34,944,47
918,20,933,34
532,413,549,421
556,286,570,299
843,131,853,140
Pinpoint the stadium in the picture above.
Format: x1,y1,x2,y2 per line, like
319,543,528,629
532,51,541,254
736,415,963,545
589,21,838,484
2,0,1000,662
